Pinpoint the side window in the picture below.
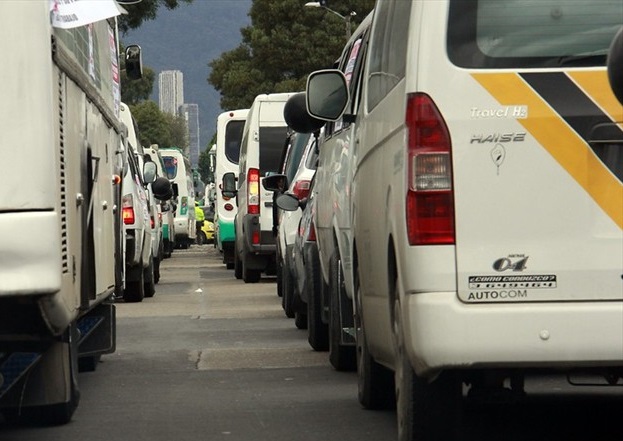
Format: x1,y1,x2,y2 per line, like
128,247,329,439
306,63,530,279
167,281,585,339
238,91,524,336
367,0,411,110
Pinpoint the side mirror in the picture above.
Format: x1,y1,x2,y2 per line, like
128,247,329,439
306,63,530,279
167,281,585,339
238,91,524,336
222,172,237,198
143,161,157,184
607,27,623,105
283,92,326,134
306,69,350,122
276,193,303,212
125,45,143,80
262,174,288,192
152,177,173,201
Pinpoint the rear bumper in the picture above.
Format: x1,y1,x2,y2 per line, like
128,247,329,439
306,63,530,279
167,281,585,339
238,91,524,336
243,214,275,254
0,212,61,296
405,292,623,376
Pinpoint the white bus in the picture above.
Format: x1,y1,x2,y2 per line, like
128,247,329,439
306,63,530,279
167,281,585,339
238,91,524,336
160,147,196,248
214,109,248,268
0,2,142,424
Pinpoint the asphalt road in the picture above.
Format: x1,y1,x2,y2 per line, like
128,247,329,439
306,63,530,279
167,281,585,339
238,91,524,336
1,245,621,441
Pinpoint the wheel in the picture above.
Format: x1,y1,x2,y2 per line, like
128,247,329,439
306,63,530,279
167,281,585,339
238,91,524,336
124,265,145,303
307,247,329,351
329,252,356,371
355,271,394,409
234,242,243,279
242,259,261,283
144,255,156,298
295,311,308,329
153,256,161,284
281,257,295,318
196,231,206,245
276,257,283,297
226,262,234,270
392,284,463,441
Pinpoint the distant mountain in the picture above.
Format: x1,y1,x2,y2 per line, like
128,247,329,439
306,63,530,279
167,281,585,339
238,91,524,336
123,0,252,151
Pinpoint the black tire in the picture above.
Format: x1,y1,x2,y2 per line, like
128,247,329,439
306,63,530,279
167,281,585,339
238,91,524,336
295,312,308,329
276,257,284,297
226,262,234,270
329,252,356,371
307,247,329,351
144,255,156,298
196,231,206,245
282,257,295,318
355,273,395,409
153,256,160,284
393,286,463,441
124,265,145,303
234,242,243,279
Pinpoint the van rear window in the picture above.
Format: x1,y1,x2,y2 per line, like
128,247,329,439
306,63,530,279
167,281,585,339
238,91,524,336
162,156,178,179
225,120,245,164
259,126,289,177
448,0,623,68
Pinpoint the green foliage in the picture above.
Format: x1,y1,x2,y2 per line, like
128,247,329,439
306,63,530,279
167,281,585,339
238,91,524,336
208,0,375,110
118,0,194,34
121,66,155,105
129,101,188,151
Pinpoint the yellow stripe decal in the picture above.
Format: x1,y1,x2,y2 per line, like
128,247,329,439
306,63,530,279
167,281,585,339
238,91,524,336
568,71,623,125
472,72,623,229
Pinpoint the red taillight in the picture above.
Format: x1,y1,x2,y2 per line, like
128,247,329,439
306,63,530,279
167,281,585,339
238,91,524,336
248,167,260,215
122,194,135,225
150,216,155,229
252,230,260,244
406,93,455,245
224,203,234,211
292,179,311,200
299,218,317,242
158,212,163,226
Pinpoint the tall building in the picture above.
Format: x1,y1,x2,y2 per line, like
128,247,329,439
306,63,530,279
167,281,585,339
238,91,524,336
158,70,184,116
181,103,200,168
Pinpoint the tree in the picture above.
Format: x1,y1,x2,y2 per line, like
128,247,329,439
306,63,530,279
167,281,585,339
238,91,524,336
118,0,194,34
121,66,156,105
164,112,189,154
208,0,375,110
130,101,170,148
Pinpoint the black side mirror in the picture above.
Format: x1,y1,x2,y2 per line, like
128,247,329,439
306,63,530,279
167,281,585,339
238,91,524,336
222,172,237,198
607,27,623,105
152,177,173,201
125,45,143,80
262,174,288,192
276,193,302,212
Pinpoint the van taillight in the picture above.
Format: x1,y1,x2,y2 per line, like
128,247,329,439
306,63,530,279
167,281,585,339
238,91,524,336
122,194,135,225
248,167,260,215
406,93,455,245
292,179,311,200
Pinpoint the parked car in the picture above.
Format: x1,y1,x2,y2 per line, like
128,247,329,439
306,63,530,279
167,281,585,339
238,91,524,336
222,92,297,283
119,103,155,302
161,147,196,249
304,1,623,439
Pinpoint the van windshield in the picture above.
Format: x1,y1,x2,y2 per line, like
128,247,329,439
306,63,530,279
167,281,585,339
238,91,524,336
225,120,245,164
162,156,178,179
259,126,289,177
447,0,623,68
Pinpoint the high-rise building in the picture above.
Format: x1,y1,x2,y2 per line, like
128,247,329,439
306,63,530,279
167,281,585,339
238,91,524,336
181,103,200,168
158,70,184,116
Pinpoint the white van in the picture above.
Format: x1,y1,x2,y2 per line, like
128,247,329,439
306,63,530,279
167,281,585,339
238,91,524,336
160,147,196,248
305,1,623,439
214,109,248,268
222,92,297,283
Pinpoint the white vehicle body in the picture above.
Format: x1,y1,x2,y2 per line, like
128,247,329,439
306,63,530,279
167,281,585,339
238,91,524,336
119,103,154,300
306,0,623,438
146,145,176,257
215,109,248,267
233,93,296,283
311,13,372,370
160,148,196,248
0,2,133,424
